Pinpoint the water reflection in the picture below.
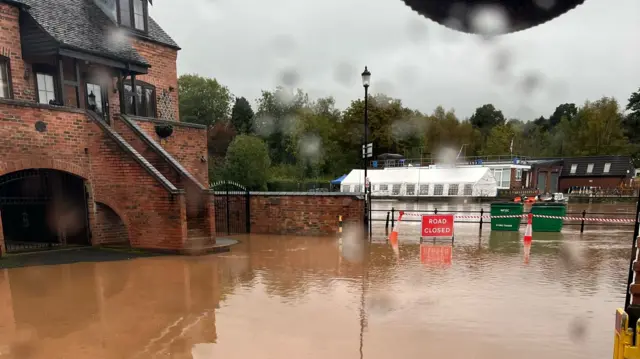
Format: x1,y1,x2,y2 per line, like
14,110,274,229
0,227,632,359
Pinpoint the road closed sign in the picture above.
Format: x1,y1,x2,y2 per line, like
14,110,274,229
421,214,454,239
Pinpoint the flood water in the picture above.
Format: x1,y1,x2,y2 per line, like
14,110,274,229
0,201,635,358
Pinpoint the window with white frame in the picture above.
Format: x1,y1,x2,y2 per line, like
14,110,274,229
515,169,522,180
604,163,611,173
354,185,362,193
379,184,388,191
0,56,11,99
586,163,594,174
434,184,444,196
419,184,429,195
448,184,459,196
570,164,578,174
464,184,473,196
36,73,56,105
406,184,416,196
392,184,401,195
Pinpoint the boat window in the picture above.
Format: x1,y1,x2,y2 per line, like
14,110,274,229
406,184,416,196
392,184,401,196
448,184,459,196
464,184,473,196
419,184,430,195
379,184,388,191
434,184,444,196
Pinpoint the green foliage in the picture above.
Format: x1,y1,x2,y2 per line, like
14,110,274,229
230,97,255,134
178,74,232,127
223,135,271,190
187,74,636,188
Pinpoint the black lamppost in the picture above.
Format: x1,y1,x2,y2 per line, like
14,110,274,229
361,66,371,236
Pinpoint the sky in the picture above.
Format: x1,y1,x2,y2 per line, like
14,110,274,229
148,0,640,120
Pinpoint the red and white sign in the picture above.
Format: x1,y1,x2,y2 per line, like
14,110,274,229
421,214,454,238
420,245,453,265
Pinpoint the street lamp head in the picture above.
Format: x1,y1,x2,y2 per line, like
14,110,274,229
361,66,371,88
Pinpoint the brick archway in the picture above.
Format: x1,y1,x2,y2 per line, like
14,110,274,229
93,200,132,246
0,159,89,180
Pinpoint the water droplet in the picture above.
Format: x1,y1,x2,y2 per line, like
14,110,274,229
340,223,365,263
406,18,428,44
278,68,300,87
569,316,588,342
333,62,356,87
469,5,510,38
254,114,276,137
298,134,323,164
271,35,296,58
534,0,556,10
519,71,543,95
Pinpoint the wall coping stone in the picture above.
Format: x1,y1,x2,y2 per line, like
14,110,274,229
128,115,207,129
248,192,363,197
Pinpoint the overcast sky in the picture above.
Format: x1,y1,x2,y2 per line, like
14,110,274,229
149,0,640,120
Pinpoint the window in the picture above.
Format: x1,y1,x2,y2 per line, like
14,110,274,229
379,184,388,191
123,81,156,118
118,0,147,31
419,184,429,195
515,169,522,180
570,164,578,174
448,184,459,196
405,184,415,196
501,176,510,189
0,56,11,99
86,83,104,114
586,163,594,174
341,185,348,192
36,73,56,105
464,184,473,196
353,185,362,193
391,184,401,196
434,184,444,196
604,163,611,173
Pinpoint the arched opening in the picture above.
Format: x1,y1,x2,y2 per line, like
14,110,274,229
94,202,129,246
0,169,90,252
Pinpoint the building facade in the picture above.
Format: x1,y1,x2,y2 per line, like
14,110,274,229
0,0,215,254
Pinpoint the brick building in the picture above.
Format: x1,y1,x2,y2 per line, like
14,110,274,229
0,0,215,254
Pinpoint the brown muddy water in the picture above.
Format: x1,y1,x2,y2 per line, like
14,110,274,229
0,201,635,358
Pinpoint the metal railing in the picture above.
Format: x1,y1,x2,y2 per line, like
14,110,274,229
374,207,635,234
368,155,537,169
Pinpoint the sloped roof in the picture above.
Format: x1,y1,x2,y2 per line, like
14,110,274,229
561,155,633,177
18,0,179,66
342,167,494,185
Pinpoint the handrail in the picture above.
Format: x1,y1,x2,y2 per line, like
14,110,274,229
85,111,182,194
118,114,206,191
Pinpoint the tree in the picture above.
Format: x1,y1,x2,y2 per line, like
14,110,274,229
178,74,232,127
570,97,629,155
624,88,640,165
483,124,515,155
223,135,271,190
548,103,578,127
230,97,255,134
207,121,236,183
469,104,506,134
255,87,309,165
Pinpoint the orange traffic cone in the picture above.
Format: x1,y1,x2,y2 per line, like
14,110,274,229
523,212,533,243
388,211,404,243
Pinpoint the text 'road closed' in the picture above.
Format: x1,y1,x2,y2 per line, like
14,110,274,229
421,214,455,238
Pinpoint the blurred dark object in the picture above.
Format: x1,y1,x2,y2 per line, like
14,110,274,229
401,0,586,33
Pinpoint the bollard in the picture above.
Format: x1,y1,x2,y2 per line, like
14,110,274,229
434,208,438,214
580,210,586,233
338,215,343,234
385,212,390,235
391,207,395,228
479,208,484,232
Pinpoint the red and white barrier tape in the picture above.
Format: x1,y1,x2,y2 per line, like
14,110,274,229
398,212,635,223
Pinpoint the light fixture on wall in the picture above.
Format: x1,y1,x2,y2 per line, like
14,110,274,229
168,86,174,92
88,91,97,111
24,67,31,80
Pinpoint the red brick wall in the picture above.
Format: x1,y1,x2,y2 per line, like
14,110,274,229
248,194,364,236
0,3,36,102
0,100,187,250
0,210,4,255
133,119,208,187
94,202,128,244
131,39,179,121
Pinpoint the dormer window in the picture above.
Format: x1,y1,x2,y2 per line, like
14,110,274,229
117,0,147,32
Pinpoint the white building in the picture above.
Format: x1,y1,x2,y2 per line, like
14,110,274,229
340,167,498,197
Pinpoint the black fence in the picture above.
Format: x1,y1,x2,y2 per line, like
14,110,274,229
211,180,250,235
374,207,636,234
